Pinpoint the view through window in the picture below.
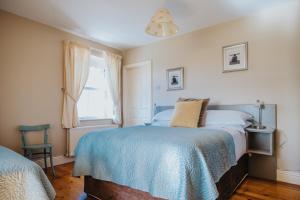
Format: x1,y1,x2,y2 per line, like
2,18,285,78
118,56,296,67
77,55,113,120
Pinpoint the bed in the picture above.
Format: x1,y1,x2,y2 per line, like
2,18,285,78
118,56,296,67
73,104,275,200
0,146,56,200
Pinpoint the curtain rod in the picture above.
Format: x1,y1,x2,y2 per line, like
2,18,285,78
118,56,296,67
65,40,104,53
91,47,122,59
90,47,104,53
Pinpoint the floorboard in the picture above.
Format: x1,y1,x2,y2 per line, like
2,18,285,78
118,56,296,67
47,163,300,200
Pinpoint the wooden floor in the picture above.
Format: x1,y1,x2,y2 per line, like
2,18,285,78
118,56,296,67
47,163,300,200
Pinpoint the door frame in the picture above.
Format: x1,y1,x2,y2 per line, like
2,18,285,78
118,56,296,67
123,60,153,126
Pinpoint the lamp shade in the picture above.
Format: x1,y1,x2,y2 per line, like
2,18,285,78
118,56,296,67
146,8,178,37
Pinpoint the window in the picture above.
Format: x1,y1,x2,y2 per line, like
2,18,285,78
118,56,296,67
77,55,113,120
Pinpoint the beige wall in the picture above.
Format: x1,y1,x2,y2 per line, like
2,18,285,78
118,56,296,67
124,2,300,171
0,10,121,156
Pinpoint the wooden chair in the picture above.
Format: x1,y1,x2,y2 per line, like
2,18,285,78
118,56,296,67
19,124,56,177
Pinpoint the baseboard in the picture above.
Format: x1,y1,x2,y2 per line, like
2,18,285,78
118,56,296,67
277,170,300,185
35,155,74,168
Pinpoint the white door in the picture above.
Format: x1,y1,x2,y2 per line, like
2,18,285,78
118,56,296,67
123,61,152,127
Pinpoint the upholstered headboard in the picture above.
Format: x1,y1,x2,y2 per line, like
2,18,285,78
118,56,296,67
155,104,277,128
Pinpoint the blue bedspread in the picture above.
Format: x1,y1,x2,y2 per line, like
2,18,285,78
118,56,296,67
73,126,236,200
0,146,56,200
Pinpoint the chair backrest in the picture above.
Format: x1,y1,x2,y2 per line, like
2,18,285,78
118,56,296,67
19,124,50,147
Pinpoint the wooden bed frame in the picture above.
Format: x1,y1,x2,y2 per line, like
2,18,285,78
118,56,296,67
84,154,248,200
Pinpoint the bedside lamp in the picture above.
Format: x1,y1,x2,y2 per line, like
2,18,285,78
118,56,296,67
255,100,266,129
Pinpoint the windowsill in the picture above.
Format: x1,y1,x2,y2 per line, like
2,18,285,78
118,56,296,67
79,118,112,122
78,118,118,127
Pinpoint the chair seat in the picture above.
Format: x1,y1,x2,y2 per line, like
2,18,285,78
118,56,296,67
23,143,52,149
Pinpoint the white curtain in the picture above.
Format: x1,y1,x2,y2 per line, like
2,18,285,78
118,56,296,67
62,40,91,128
104,51,122,124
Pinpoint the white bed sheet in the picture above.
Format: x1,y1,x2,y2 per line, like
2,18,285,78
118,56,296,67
205,125,247,161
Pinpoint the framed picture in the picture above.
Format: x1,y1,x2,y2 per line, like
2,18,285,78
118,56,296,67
223,42,248,72
166,67,184,91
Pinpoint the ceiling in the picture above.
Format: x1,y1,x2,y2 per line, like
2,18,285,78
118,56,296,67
0,0,294,50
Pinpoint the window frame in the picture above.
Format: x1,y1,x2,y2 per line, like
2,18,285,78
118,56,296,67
79,118,114,127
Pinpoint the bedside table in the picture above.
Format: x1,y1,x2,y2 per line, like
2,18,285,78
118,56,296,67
246,127,277,181
246,127,275,156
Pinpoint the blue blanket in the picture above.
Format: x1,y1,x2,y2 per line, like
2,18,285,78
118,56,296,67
73,126,236,200
0,146,56,200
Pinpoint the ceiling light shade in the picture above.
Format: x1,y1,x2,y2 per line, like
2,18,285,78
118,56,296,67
146,8,178,37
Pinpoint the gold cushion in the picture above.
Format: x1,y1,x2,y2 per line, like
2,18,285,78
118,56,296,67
170,100,203,128
177,98,210,127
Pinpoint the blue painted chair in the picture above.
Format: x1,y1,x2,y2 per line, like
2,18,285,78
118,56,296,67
19,124,56,177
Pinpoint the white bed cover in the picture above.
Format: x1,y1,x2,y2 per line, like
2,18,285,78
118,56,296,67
205,125,247,161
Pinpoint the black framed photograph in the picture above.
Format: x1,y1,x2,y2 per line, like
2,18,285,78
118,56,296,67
166,67,184,91
223,42,248,72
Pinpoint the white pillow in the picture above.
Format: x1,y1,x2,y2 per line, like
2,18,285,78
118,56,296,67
205,110,253,126
151,120,171,127
205,122,252,133
152,109,174,122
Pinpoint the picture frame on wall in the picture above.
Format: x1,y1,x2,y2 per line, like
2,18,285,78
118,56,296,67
166,67,184,91
223,42,248,72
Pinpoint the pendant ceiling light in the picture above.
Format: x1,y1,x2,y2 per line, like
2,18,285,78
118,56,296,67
146,8,178,37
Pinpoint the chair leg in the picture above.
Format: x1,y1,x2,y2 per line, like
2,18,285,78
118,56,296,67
23,149,27,157
43,148,48,173
49,147,56,177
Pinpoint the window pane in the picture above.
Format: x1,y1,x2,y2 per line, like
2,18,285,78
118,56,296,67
77,55,113,120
